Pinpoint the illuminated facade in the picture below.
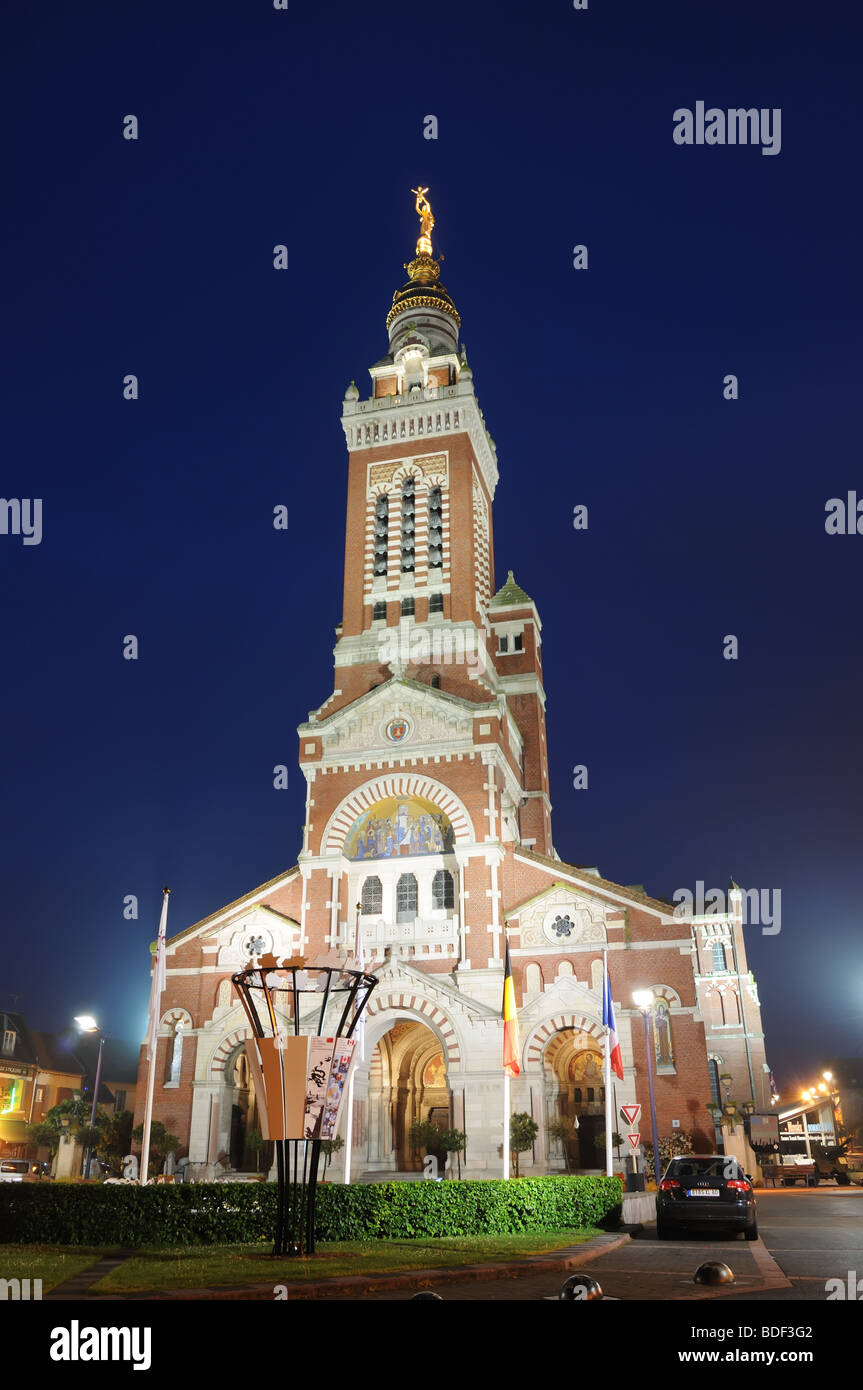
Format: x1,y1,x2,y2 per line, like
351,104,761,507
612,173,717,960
135,195,771,1177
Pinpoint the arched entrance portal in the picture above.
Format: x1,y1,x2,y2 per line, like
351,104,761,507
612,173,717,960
367,1020,450,1173
544,1029,607,1173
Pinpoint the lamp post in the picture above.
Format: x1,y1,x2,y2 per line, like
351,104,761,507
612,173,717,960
632,990,662,1188
74,1015,104,1180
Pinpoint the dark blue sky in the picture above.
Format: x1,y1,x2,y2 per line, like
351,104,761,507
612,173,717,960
3,1,861,1091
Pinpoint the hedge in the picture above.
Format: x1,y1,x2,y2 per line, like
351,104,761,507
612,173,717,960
0,1176,621,1247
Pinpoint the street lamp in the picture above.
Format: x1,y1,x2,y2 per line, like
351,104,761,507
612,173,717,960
74,1015,104,1180
632,990,662,1189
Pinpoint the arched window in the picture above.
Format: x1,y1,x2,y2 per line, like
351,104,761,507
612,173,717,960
654,1000,673,1066
361,876,382,915
712,940,727,972
525,962,543,995
708,1058,722,1106
396,873,418,922
373,494,388,577
427,487,443,569
722,990,740,1025
432,868,455,910
400,479,415,573
557,960,574,979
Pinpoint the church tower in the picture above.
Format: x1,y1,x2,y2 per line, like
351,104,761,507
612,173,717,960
296,189,553,998
141,191,763,1183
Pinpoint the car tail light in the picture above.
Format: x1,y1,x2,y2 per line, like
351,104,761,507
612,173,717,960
726,1179,750,1191
659,1179,680,1190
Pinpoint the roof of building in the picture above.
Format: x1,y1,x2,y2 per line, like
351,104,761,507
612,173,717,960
513,847,675,917
489,570,533,609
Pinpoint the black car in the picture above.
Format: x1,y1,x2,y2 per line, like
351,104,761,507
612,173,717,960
656,1154,758,1240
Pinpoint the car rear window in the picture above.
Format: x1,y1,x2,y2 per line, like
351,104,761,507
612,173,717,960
667,1157,744,1180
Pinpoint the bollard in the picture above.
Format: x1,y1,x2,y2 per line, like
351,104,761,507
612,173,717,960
559,1274,604,1301
694,1261,734,1286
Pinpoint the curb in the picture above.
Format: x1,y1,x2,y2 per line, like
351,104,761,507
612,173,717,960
101,1231,632,1301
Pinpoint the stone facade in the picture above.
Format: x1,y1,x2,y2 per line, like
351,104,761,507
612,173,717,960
133,204,771,1177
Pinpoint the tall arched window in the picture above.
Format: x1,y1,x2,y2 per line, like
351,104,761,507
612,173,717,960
373,494,388,577
432,868,454,910
361,876,382,915
712,940,727,972
400,479,415,573
396,873,418,922
708,1058,722,1106
427,486,443,570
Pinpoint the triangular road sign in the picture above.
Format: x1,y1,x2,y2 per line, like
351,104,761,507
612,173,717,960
620,1104,641,1127
627,1132,640,1150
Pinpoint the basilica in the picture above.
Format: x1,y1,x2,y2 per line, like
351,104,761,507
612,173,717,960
133,191,772,1178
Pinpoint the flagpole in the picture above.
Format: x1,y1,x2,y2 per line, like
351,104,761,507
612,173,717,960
502,1071,510,1180
603,949,613,1177
343,902,363,1186
140,887,170,1186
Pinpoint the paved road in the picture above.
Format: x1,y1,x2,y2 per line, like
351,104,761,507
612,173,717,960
359,1187,863,1301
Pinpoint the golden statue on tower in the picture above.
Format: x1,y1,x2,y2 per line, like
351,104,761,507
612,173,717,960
411,186,435,256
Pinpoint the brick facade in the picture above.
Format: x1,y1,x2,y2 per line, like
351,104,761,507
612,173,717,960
134,204,770,1177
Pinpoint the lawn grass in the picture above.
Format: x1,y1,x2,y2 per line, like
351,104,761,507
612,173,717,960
88,1229,601,1293
0,1247,106,1291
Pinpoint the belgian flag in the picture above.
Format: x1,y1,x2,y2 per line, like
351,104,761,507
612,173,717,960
502,935,521,1077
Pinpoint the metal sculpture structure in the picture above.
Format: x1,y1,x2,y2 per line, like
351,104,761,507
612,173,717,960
231,955,377,1256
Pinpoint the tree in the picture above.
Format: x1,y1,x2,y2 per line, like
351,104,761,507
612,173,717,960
25,1121,60,1160
440,1128,467,1179
132,1120,181,1175
546,1116,577,1173
320,1136,344,1178
246,1128,267,1173
509,1112,539,1177
408,1118,447,1172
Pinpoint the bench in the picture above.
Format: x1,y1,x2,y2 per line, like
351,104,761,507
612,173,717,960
765,1162,817,1188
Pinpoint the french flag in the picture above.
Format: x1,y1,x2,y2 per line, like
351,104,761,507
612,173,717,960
602,965,624,1081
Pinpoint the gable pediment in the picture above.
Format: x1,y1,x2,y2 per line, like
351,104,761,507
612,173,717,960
509,881,608,949
313,679,493,760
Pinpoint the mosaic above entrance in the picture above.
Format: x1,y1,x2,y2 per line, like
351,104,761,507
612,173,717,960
346,794,455,860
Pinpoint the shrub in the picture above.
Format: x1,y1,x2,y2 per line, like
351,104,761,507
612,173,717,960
0,1175,622,1247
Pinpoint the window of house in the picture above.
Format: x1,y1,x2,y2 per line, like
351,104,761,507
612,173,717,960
114,1090,126,1113
712,940,727,971
587,1087,595,1102
361,876,383,915
1,1030,15,1056
498,635,509,653
401,596,415,617
373,494,388,577
432,868,455,910
513,632,524,651
372,601,387,621
396,873,418,922
427,486,443,569
430,675,441,689
429,592,443,614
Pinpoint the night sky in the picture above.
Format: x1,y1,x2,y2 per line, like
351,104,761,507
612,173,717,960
3,1,861,1091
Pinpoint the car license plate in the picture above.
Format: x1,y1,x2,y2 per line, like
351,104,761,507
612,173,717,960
687,1188,720,1197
